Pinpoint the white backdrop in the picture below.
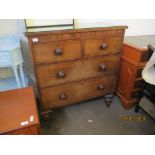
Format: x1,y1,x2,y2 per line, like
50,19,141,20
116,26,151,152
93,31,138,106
0,19,155,36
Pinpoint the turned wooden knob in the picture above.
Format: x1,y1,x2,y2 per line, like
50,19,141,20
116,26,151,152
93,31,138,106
59,93,67,100
57,71,65,79
100,43,108,50
55,48,63,55
132,92,139,99
97,84,105,91
100,64,107,71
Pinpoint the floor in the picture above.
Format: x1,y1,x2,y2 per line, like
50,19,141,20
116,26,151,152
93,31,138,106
41,95,155,135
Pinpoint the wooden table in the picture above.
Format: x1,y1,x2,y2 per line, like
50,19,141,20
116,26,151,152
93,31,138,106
0,87,41,135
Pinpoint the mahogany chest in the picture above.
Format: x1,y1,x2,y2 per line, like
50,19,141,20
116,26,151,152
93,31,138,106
26,25,127,112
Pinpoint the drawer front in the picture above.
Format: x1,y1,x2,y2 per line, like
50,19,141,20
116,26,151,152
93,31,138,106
84,36,123,57
118,58,145,100
32,39,81,64
123,44,148,64
40,75,117,109
36,54,120,88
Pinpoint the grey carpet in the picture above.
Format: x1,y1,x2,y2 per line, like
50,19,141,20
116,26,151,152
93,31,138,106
41,96,155,135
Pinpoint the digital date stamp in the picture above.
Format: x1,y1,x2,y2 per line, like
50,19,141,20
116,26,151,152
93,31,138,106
121,115,145,121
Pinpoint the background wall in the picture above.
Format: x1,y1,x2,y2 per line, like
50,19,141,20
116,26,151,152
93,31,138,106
0,19,155,78
0,19,20,34
75,19,155,36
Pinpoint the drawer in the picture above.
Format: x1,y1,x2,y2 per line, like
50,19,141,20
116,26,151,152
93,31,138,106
40,75,117,109
36,54,120,88
118,58,145,100
32,39,81,64
123,43,148,64
84,36,123,57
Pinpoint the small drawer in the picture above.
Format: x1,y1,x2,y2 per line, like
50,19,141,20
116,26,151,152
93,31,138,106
123,44,148,64
32,39,81,64
84,36,123,57
36,54,120,88
40,75,117,109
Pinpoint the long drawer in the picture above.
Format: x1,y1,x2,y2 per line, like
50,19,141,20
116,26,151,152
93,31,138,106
84,36,123,57
36,54,120,88
32,39,81,64
40,75,117,109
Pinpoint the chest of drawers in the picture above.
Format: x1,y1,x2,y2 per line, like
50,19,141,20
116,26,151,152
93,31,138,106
26,26,127,112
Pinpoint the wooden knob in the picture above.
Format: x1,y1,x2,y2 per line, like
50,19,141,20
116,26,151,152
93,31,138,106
57,71,65,79
100,43,108,50
59,93,67,100
55,48,62,55
97,84,105,91
100,64,107,71
132,92,139,99
135,81,144,88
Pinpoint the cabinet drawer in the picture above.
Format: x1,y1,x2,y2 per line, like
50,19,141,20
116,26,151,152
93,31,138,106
40,75,117,109
32,39,81,64
123,43,148,64
36,54,120,88
84,36,123,57
118,58,145,100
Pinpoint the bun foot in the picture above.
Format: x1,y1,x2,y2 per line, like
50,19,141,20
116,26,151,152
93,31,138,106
104,94,114,108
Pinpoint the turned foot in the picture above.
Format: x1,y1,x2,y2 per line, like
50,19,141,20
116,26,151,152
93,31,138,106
104,94,114,107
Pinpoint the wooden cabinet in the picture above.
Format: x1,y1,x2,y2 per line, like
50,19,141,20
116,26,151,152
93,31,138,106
26,25,127,112
117,42,148,109
0,87,41,135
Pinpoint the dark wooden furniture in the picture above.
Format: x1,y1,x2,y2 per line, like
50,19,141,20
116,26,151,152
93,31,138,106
0,87,41,135
117,41,149,109
25,24,127,114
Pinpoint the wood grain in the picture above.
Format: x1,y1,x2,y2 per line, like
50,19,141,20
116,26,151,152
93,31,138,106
25,26,127,111
84,36,122,56
33,39,81,64
36,54,120,88
117,43,148,109
40,75,117,109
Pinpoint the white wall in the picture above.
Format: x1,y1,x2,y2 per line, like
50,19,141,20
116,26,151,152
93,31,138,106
106,19,155,36
1,19,155,36
75,19,155,36
0,19,20,34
